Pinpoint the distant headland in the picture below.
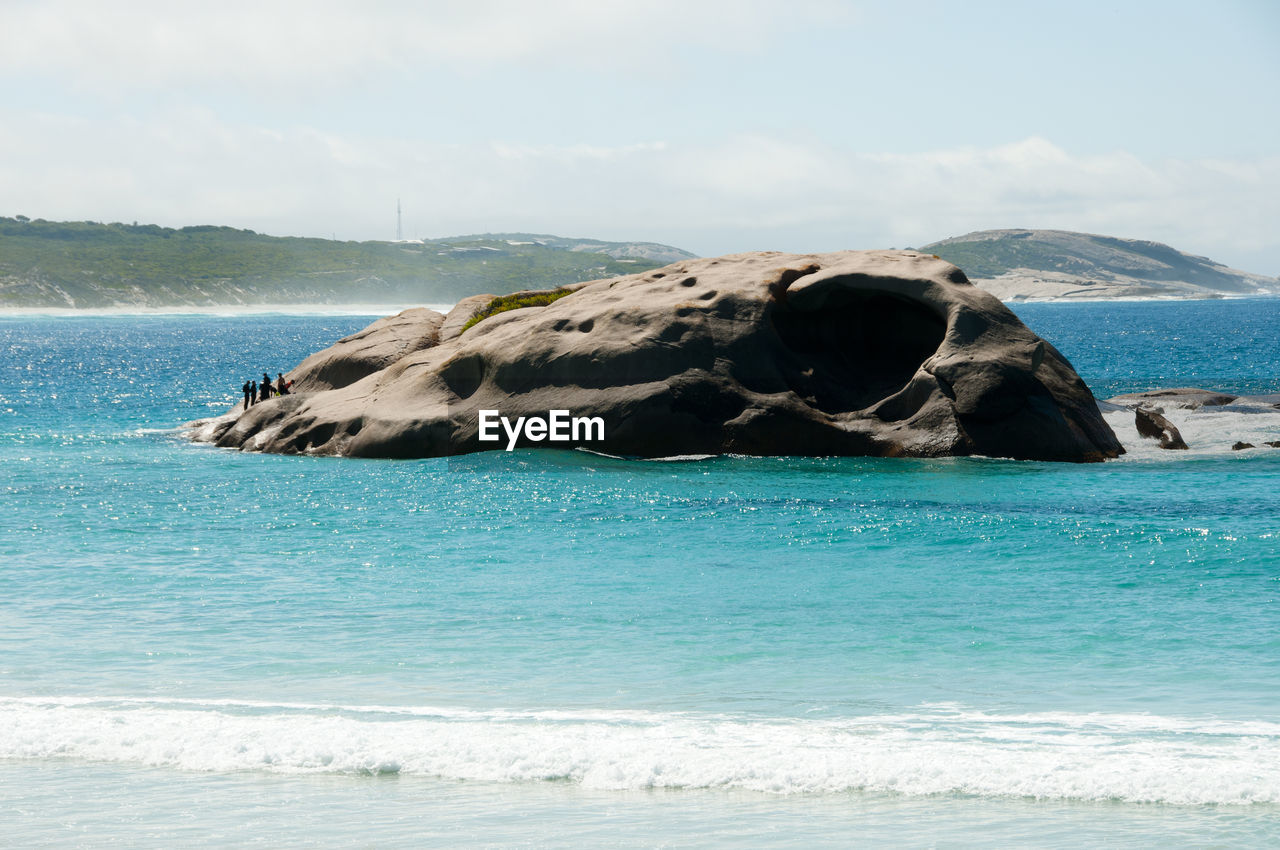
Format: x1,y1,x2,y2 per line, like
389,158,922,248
3,216,1274,308
0,217,690,309
920,229,1277,301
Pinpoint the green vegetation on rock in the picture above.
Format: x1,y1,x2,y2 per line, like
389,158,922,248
0,217,674,308
460,288,576,334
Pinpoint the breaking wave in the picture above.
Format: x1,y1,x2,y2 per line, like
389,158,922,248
3,697,1278,805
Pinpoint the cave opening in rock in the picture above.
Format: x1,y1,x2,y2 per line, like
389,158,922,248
771,289,946,413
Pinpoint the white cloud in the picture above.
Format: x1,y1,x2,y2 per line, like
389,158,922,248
664,136,1279,268
491,141,668,162
1,107,1276,273
0,0,852,91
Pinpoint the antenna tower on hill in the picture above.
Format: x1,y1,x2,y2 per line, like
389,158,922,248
396,198,403,241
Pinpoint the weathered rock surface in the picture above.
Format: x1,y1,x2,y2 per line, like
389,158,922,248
189,250,1124,462
1134,406,1189,450
288,307,445,393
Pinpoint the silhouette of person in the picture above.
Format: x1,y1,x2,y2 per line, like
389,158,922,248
250,380,258,405
260,373,272,402
277,372,289,396
242,380,252,410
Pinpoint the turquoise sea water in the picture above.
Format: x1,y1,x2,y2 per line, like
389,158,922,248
1,301,1279,847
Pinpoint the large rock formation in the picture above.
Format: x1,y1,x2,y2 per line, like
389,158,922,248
189,251,1124,462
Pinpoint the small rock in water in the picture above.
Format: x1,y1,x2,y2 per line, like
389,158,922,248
1134,406,1189,450
1232,442,1255,451
1266,441,1280,448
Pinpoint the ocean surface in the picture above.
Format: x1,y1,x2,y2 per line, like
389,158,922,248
1,299,1278,847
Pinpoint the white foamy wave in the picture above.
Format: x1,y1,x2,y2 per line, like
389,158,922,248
180,414,236,444
2,698,1279,805
1105,403,1280,460
570,448,718,462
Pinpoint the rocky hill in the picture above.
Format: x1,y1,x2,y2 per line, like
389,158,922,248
0,217,677,309
920,229,1277,301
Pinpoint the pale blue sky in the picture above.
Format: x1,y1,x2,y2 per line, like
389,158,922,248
1,0,1277,272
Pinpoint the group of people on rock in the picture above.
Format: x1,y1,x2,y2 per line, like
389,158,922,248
242,372,293,410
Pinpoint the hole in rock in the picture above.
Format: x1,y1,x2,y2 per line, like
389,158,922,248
440,354,485,400
771,290,945,413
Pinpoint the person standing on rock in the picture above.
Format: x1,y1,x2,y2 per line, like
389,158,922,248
260,373,272,402
249,380,258,406
277,373,290,396
242,380,253,410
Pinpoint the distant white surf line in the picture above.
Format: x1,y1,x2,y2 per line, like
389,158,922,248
3,696,1278,805
1001,294,1266,304
0,303,455,318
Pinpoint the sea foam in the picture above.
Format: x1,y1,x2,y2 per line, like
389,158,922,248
3,697,1277,805
1105,403,1280,460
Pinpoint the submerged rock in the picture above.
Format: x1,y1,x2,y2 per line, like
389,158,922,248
1134,406,1189,450
191,250,1124,462
1109,388,1238,409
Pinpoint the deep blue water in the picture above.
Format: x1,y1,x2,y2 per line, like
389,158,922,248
1,301,1278,847
1014,298,1280,397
